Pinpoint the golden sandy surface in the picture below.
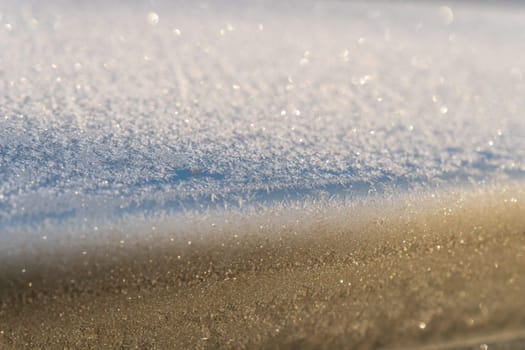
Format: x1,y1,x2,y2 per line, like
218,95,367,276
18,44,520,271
1,185,525,349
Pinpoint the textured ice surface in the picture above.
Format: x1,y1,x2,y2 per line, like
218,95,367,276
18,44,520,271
1,1,525,232
2,4,525,348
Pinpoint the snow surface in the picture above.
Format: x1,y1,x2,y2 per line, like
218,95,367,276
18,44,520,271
1,1,525,233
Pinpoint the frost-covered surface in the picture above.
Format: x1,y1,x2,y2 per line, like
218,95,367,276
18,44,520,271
1,1,525,232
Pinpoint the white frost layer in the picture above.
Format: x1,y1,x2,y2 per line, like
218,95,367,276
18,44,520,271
0,1,524,233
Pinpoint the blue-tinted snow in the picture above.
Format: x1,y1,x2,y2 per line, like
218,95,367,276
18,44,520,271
1,1,525,232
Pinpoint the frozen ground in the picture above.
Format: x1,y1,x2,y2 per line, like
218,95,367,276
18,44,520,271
1,1,525,234
2,1,525,348
2,186,525,349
